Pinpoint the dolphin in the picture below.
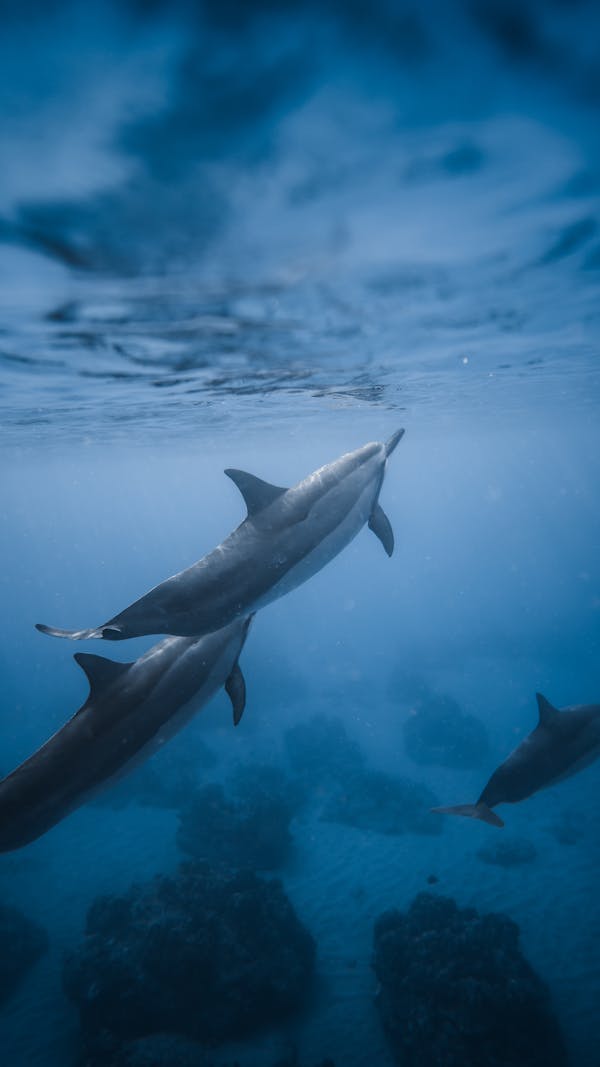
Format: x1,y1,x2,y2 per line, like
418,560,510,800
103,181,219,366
36,429,404,642
0,617,251,852
433,693,600,828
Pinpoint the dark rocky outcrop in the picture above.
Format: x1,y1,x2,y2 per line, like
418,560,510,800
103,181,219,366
321,769,442,837
0,901,48,1006
546,809,585,846
283,714,365,788
477,836,537,867
77,1032,336,1067
400,682,489,770
373,892,568,1067
74,1032,209,1067
176,764,296,870
64,863,315,1050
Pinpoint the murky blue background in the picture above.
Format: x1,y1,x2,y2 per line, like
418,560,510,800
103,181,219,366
1,1,599,1063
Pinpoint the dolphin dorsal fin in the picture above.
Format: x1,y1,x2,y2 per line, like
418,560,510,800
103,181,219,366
536,692,559,726
224,468,287,518
74,652,132,699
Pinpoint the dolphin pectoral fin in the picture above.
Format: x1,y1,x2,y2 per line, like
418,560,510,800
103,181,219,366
225,663,246,726
74,653,133,700
368,503,394,556
385,428,405,457
431,803,504,828
224,468,288,518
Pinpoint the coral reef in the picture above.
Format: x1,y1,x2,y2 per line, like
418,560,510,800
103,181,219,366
0,901,48,1006
373,892,568,1067
321,769,441,836
400,683,489,769
477,836,538,867
231,761,302,810
64,863,315,1049
546,809,585,846
78,1032,336,1067
283,714,365,788
176,764,296,869
75,1032,210,1067
283,714,440,836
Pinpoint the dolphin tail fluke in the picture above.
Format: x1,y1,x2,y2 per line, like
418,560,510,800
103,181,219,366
35,622,121,641
385,428,405,457
431,803,504,828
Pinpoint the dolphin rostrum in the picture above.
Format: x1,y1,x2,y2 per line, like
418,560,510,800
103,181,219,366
0,617,251,852
433,693,600,828
36,429,404,642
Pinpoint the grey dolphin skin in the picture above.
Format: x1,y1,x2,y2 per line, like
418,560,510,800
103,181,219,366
0,617,251,852
36,429,404,642
433,693,600,828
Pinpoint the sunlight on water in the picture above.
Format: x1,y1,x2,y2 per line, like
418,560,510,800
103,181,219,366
1,4,599,445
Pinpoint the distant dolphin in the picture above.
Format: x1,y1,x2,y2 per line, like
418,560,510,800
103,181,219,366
433,693,600,828
36,429,404,642
0,617,251,852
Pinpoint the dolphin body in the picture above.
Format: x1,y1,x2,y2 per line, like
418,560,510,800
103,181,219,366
433,693,600,828
0,617,251,852
36,430,404,642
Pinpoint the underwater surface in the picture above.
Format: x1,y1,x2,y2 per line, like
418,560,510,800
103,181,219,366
1,1,599,1064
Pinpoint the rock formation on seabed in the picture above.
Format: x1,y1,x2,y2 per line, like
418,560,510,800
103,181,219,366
321,769,442,837
177,764,296,870
373,892,568,1067
64,862,315,1052
0,900,48,1006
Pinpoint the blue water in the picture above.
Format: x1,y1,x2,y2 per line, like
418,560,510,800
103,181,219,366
1,2,599,1064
